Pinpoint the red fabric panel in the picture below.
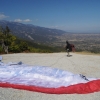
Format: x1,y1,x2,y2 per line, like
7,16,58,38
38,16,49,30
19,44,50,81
0,80,100,94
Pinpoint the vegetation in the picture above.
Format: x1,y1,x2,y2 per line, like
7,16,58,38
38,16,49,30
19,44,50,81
0,26,59,54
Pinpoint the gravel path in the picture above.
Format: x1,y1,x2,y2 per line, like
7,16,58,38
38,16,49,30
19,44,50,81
0,52,100,100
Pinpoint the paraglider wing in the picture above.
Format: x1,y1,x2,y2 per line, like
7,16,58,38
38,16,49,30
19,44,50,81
0,62,100,94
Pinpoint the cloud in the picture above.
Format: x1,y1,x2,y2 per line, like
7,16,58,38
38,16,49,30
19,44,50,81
24,19,31,22
14,19,32,23
14,19,22,22
0,14,9,19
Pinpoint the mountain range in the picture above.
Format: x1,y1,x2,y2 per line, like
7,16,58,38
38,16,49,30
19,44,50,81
0,20,67,45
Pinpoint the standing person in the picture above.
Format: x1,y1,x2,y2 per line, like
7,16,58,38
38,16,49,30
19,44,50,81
65,41,75,56
65,41,70,56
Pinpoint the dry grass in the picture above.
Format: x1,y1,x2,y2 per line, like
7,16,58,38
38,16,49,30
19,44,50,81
75,51,100,55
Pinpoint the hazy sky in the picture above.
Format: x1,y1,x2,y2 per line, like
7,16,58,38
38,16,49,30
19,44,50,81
0,0,100,33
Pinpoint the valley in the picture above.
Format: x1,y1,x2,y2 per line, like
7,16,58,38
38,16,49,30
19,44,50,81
52,33,100,53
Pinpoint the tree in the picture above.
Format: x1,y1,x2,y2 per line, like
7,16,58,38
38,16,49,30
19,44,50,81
19,41,28,52
4,26,10,36
0,26,14,53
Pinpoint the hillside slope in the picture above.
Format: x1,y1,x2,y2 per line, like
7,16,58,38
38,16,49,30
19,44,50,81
0,20,66,44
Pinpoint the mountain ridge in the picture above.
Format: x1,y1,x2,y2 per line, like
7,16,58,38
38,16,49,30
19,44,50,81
0,20,67,44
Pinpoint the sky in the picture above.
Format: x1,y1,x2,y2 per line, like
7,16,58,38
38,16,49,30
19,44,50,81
0,0,100,33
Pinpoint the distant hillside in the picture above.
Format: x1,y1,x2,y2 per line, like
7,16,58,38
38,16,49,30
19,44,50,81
0,20,66,44
0,20,100,53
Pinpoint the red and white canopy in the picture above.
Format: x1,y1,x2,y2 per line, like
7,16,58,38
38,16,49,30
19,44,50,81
0,61,100,94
